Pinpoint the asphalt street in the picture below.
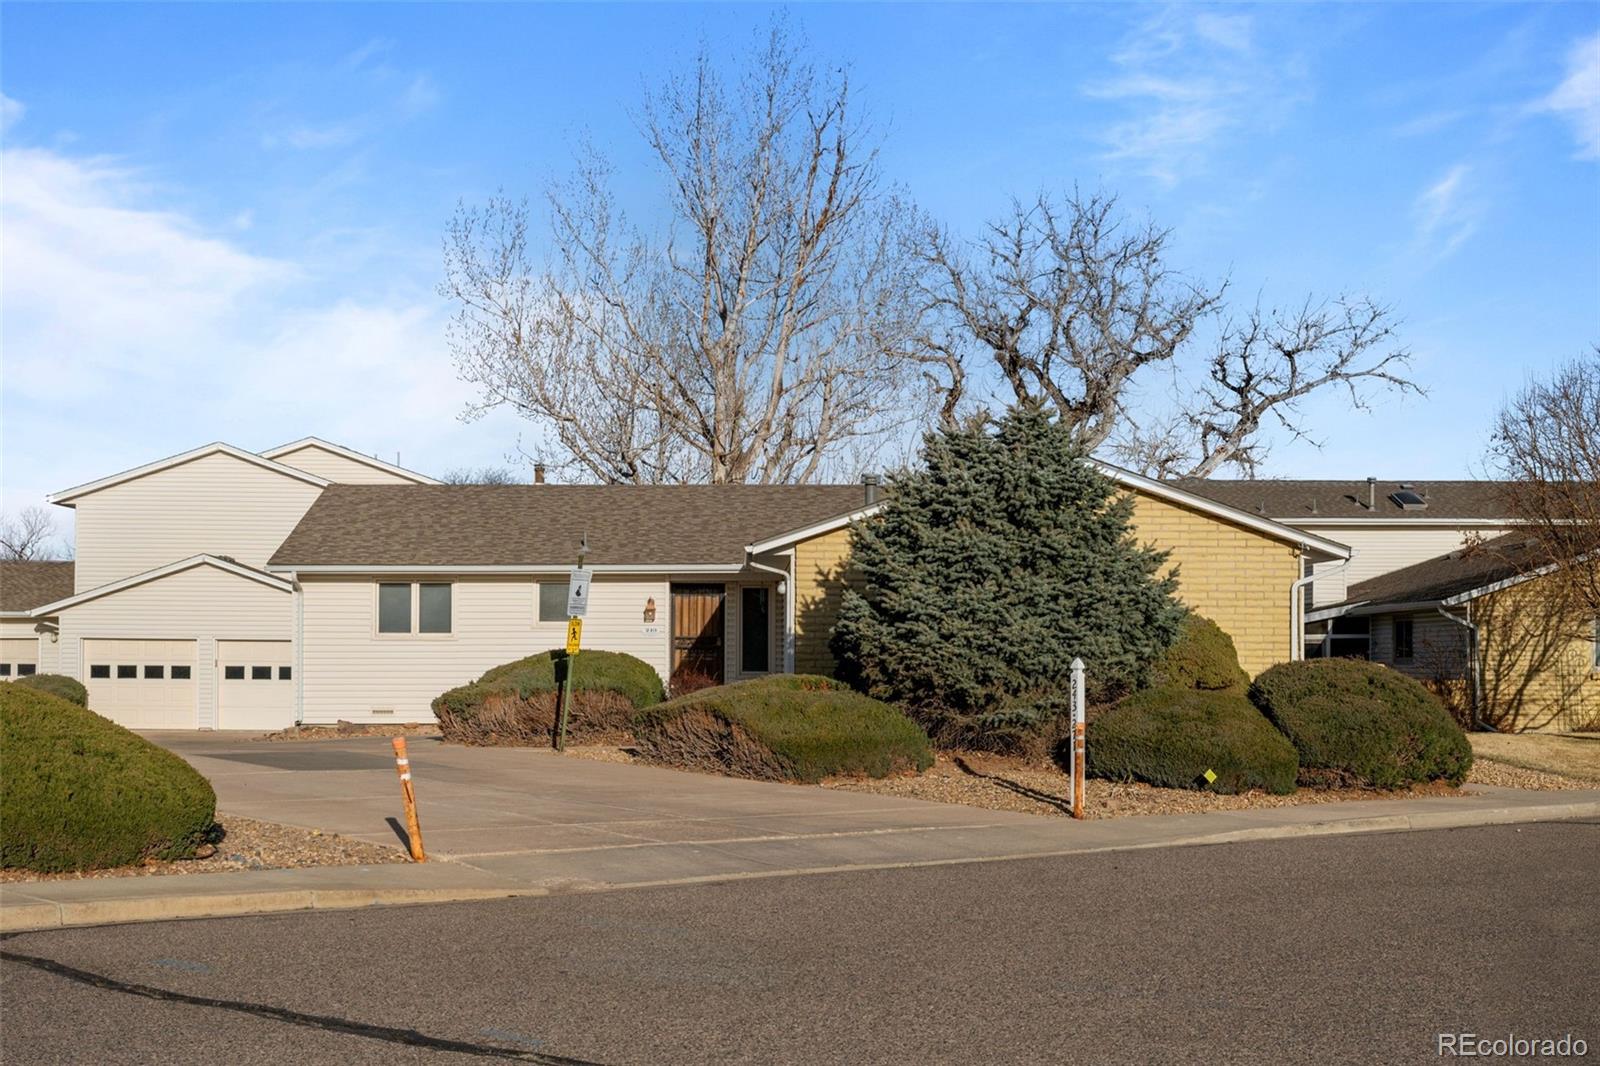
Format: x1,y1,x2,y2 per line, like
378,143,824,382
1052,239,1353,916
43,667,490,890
2,821,1596,1065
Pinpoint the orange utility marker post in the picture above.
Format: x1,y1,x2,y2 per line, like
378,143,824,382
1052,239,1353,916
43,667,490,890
1070,657,1087,820
391,737,427,862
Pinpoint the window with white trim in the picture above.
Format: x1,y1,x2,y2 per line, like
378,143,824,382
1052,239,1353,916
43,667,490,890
538,582,569,623
377,581,453,635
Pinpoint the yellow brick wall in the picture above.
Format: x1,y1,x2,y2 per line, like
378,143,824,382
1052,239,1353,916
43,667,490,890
1474,573,1600,733
788,490,1304,680
792,528,863,676
1128,493,1301,676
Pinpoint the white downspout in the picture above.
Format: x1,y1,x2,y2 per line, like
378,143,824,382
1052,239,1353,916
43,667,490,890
1437,604,1480,730
746,551,795,674
1293,550,1356,661
291,572,305,726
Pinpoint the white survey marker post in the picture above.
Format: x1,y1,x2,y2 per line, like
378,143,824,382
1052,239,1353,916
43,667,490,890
566,567,591,618
1070,657,1086,820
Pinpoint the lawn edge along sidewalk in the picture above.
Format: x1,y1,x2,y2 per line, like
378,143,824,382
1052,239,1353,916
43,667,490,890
4,789,1597,933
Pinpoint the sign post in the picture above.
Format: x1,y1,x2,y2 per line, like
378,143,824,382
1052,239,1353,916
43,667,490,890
554,553,588,752
1070,657,1086,820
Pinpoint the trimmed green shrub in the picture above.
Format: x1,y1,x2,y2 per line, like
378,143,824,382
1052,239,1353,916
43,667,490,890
1,686,216,872
830,406,1185,752
1250,659,1473,788
10,673,88,707
632,675,934,783
432,649,665,746
1082,687,1299,795
1149,615,1250,694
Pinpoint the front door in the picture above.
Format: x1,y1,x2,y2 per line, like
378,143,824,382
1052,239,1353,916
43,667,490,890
670,583,725,691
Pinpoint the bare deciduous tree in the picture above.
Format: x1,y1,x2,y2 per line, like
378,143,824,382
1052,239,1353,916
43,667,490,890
1487,348,1600,617
443,25,924,484
440,466,520,485
0,506,67,561
923,191,1421,477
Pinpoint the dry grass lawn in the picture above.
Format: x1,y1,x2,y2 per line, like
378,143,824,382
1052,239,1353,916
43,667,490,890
1468,732,1600,784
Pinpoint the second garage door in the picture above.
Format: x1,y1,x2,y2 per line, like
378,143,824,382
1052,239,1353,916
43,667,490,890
217,640,294,730
83,639,197,729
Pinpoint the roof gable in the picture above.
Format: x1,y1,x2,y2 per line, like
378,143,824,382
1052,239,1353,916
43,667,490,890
260,437,440,485
48,443,329,506
1308,533,1552,617
27,555,292,616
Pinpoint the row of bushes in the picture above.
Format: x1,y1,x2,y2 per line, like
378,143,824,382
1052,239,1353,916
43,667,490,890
1088,656,1473,794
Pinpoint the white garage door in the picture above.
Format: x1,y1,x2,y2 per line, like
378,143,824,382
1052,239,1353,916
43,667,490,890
217,640,294,730
1,637,40,679
83,639,197,729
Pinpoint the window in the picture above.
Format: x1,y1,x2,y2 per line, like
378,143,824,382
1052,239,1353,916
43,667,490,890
224,665,245,681
172,665,192,680
378,583,412,634
144,665,165,680
1393,619,1414,662
17,664,36,676
741,587,771,673
116,664,137,679
251,666,272,680
90,664,110,679
0,664,9,677
1328,616,1371,660
538,582,570,623
278,666,292,681
419,583,452,634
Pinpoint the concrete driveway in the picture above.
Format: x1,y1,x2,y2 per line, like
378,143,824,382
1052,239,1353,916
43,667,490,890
150,732,1047,884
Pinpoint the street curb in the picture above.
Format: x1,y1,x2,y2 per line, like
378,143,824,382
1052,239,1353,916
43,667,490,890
3,800,1595,934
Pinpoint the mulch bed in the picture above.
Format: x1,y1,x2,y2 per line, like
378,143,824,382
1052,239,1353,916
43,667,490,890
562,741,1592,818
0,815,406,883
257,722,441,742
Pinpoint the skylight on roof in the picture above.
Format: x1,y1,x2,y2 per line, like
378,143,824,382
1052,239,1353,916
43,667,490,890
1390,489,1427,510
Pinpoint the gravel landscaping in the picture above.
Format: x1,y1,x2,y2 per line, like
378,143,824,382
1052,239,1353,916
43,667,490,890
0,814,405,883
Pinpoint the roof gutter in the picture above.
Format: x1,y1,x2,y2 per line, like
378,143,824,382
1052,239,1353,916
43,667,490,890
269,563,750,576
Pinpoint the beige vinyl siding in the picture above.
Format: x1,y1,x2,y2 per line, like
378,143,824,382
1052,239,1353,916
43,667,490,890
1369,611,1468,683
299,574,679,723
1,618,59,674
269,444,422,484
56,564,292,729
1298,525,1486,607
70,451,324,591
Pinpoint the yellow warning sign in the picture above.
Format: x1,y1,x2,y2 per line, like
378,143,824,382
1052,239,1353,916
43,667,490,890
1203,768,1218,785
566,617,583,655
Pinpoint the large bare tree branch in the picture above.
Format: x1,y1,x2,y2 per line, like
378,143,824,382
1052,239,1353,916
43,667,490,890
0,506,67,561
442,24,926,484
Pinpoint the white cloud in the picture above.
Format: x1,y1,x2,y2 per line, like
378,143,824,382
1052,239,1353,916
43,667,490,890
0,142,519,514
1085,8,1306,185
1412,163,1480,262
1537,32,1600,160
1,92,23,133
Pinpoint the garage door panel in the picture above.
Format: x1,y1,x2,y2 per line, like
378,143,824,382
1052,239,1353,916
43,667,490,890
218,640,293,730
2,637,40,679
82,639,197,729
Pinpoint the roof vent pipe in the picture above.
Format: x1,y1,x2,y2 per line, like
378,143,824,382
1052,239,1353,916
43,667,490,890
862,474,880,506
534,463,546,485
1367,476,1377,511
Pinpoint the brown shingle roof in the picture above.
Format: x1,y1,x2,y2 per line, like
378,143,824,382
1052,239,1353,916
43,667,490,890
1171,479,1518,521
1332,533,1547,608
0,560,75,612
268,484,869,568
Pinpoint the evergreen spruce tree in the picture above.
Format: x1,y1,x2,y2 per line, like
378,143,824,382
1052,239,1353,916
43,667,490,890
830,406,1185,748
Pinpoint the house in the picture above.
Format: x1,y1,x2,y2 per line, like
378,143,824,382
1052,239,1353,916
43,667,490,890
2,439,1351,730
1303,535,1600,732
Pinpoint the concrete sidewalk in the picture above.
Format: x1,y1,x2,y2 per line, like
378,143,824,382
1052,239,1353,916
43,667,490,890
4,733,1597,932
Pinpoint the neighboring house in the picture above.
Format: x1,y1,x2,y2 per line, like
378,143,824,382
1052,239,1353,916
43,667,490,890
0,560,74,678
1,440,1349,729
1304,535,1600,733
1175,478,1523,659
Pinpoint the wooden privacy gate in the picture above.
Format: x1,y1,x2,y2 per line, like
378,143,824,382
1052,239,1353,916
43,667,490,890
670,584,725,690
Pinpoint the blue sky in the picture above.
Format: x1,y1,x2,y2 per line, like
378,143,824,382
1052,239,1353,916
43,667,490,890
2,3,1597,521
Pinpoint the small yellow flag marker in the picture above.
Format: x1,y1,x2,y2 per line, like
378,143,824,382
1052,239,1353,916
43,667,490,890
1203,769,1218,785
